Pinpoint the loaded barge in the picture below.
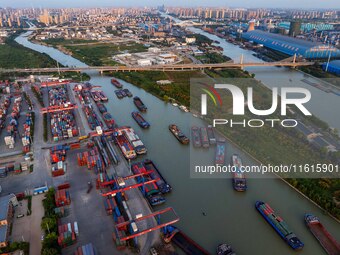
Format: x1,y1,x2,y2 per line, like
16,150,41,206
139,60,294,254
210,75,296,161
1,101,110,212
255,201,304,250
119,127,147,155
217,244,236,255
164,226,209,255
305,214,340,255
191,126,201,147
200,127,209,148
131,162,165,206
111,78,123,88
133,96,147,112
169,124,189,145
232,155,247,192
215,139,226,165
144,159,172,194
113,128,137,160
132,111,150,129
207,125,216,144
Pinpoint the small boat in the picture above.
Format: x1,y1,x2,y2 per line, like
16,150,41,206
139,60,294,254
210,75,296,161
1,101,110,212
215,139,226,165
200,127,209,148
111,78,123,88
217,244,236,255
207,125,216,144
132,111,150,129
114,90,124,99
191,126,201,147
256,201,304,250
172,103,178,107
123,88,132,97
179,105,189,112
305,214,340,255
133,96,147,112
169,124,189,145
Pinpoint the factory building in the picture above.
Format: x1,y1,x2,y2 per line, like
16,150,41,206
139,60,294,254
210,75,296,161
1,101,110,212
242,30,340,59
323,60,340,75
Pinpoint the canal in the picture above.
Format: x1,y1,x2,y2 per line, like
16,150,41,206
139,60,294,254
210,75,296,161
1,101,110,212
15,31,340,255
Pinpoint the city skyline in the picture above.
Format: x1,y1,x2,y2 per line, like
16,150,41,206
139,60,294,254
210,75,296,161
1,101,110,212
0,0,339,9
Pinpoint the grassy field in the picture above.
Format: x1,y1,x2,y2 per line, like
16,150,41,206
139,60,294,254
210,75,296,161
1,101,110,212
48,39,148,66
0,35,58,69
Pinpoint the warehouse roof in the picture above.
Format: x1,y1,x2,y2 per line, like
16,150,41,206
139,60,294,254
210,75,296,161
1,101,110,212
0,225,8,243
328,60,340,68
0,194,15,221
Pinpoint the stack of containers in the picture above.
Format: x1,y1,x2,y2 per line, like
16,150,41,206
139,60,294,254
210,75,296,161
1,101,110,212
82,105,103,130
55,188,71,207
0,96,10,130
57,222,77,248
51,161,67,177
5,96,22,149
0,167,7,178
14,163,21,174
74,243,96,255
22,112,33,153
48,87,78,141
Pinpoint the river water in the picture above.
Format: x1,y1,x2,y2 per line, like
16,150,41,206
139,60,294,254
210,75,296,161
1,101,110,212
15,30,340,255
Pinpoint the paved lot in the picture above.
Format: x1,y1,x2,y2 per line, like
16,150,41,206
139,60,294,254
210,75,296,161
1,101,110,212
11,199,30,243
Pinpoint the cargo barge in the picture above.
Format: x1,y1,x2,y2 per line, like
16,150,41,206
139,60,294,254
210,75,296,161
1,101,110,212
215,139,226,165
132,111,150,129
133,96,147,112
305,214,340,255
191,126,201,147
123,88,133,97
232,155,247,191
131,162,165,206
163,226,209,255
200,127,209,148
96,102,107,114
122,127,147,155
207,125,216,144
169,124,189,145
113,128,137,159
111,78,123,88
91,91,101,102
102,112,115,129
115,90,124,99
255,201,304,250
217,244,236,255
144,159,172,194
98,90,108,102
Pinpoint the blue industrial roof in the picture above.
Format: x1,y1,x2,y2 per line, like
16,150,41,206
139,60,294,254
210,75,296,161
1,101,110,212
242,30,340,58
322,60,340,75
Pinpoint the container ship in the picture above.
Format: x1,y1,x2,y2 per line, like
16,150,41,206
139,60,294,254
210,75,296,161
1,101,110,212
144,159,172,194
123,88,133,97
163,226,210,255
114,90,124,99
207,125,216,144
133,96,147,112
305,214,340,255
121,127,147,155
102,112,115,129
255,201,304,250
191,126,201,147
200,127,209,148
131,162,165,206
132,111,150,129
215,139,226,165
232,155,247,192
111,78,123,88
169,124,189,145
114,129,137,159
217,244,236,255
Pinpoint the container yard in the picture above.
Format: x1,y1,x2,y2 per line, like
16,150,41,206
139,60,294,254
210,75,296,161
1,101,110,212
47,86,79,141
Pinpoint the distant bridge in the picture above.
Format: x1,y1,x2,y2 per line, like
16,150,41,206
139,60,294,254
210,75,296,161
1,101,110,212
0,61,315,74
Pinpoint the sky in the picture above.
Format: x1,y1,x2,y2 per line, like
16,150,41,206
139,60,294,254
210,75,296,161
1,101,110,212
0,0,339,9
